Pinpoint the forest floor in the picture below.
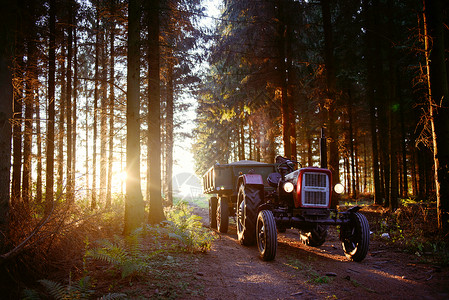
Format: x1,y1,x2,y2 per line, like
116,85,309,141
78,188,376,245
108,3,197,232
13,201,449,299
183,205,449,300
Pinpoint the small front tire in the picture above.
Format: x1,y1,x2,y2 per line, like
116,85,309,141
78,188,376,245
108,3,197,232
257,210,277,261
237,184,263,246
341,212,370,262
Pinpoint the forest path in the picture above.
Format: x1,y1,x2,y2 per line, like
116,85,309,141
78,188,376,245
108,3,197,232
192,207,449,300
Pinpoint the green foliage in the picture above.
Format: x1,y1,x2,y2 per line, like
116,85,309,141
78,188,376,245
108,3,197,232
22,276,114,300
165,201,216,252
21,276,125,300
38,277,95,300
85,234,150,279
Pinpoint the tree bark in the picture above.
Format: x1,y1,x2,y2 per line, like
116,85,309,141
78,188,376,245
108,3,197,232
165,56,174,206
147,0,165,224
423,0,449,231
11,40,23,206
45,0,56,213
124,0,145,234
66,0,73,204
0,10,14,250
35,86,42,205
106,6,115,208
92,1,100,209
100,23,107,204
22,2,36,209
321,0,340,208
364,0,382,205
57,45,65,195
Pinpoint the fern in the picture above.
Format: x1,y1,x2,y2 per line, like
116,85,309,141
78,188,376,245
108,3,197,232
38,279,67,300
21,288,41,300
85,238,148,279
37,276,95,300
98,293,128,300
165,201,216,252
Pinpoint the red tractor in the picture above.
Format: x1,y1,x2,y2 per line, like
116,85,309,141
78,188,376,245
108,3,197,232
203,131,369,261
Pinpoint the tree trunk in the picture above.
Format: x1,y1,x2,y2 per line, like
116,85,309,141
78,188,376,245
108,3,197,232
92,2,100,209
277,0,291,160
165,56,174,206
72,25,78,201
0,20,14,249
11,43,23,206
321,0,340,208
100,25,107,204
423,0,449,231
124,0,145,234
45,0,56,213
147,0,165,224
399,78,408,198
66,1,73,204
22,4,36,209
348,91,357,199
364,0,382,205
85,78,90,201
57,45,65,196
35,87,42,205
106,12,115,208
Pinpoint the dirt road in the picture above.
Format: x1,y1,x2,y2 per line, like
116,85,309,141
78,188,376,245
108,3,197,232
193,207,449,300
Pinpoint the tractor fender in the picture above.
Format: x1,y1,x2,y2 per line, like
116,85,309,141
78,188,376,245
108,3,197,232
237,173,264,188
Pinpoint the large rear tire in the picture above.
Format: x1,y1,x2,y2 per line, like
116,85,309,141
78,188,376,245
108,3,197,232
209,197,218,229
237,183,263,246
257,210,277,261
341,212,370,262
217,197,229,233
300,225,328,247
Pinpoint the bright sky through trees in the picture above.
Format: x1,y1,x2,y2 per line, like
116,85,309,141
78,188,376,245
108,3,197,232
172,0,221,178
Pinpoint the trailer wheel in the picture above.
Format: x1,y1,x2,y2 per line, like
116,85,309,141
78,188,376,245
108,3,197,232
237,183,262,245
257,210,277,261
209,196,218,229
341,212,370,262
300,225,328,247
217,197,229,233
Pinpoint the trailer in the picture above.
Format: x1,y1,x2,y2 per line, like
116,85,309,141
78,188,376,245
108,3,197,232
203,160,277,233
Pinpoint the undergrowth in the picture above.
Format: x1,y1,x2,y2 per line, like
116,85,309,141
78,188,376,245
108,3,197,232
22,198,214,299
364,198,449,266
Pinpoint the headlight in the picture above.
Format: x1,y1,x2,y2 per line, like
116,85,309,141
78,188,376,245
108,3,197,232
334,183,344,194
283,182,294,193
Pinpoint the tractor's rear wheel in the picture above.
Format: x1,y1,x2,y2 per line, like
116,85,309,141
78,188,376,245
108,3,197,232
209,196,218,229
217,197,229,233
300,225,328,247
237,183,262,245
257,210,277,261
341,212,370,262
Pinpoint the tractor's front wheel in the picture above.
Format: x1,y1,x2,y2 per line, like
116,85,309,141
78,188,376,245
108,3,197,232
257,210,277,261
237,183,263,245
340,212,370,262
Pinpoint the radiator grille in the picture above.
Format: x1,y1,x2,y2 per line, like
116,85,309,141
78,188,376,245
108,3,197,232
304,191,327,205
304,173,327,187
301,172,329,207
